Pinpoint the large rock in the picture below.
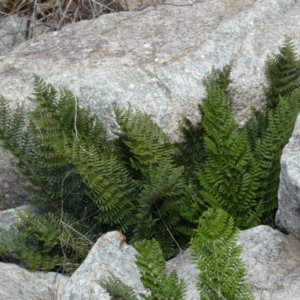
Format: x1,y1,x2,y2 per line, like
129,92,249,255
167,225,300,300
1,227,300,299
0,153,31,211
276,114,300,239
60,231,147,299
0,0,300,207
0,231,147,300
0,262,68,300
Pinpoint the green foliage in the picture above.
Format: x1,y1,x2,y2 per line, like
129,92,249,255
193,45,300,227
175,61,233,175
0,75,106,217
174,63,235,226
0,208,95,272
99,210,253,300
0,75,110,271
110,105,195,257
244,37,300,225
202,62,233,93
190,208,254,300
264,36,300,110
98,274,139,300
134,239,186,300
196,85,262,228
1,39,300,298
0,76,194,271
250,90,300,225
53,104,195,258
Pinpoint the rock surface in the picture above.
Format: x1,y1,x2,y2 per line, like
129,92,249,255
167,225,300,300
1,227,300,299
0,0,300,209
0,153,31,211
0,262,68,300
0,231,147,300
60,231,147,300
276,114,300,240
1,0,299,135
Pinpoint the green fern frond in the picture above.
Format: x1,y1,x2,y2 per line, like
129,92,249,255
197,87,262,228
253,89,300,225
113,104,175,175
135,239,186,300
98,274,139,300
264,36,300,109
202,61,233,93
190,208,254,300
113,105,194,257
16,209,96,272
175,116,205,173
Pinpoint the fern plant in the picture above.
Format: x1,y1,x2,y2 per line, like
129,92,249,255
99,208,253,300
111,105,195,258
245,37,300,225
190,208,253,300
0,76,195,271
98,239,186,300
0,75,112,271
264,36,300,110
189,43,300,228
135,239,186,300
196,85,263,228
98,274,139,300
250,90,300,225
53,104,195,258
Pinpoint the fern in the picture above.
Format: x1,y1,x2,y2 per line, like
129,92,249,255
252,90,300,225
197,86,262,228
264,36,300,110
98,274,139,300
0,77,195,269
202,62,233,94
0,208,96,272
245,37,300,225
190,208,254,300
99,210,253,300
175,62,233,175
135,239,186,300
113,105,195,258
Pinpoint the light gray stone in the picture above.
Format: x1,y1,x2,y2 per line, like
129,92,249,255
0,207,23,231
0,152,31,211
60,231,147,300
0,0,299,135
0,0,299,208
1,227,300,299
167,225,300,300
0,262,68,300
276,114,300,240
239,226,300,300
0,231,147,300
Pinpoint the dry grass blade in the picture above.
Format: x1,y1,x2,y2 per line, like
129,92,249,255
0,0,120,34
